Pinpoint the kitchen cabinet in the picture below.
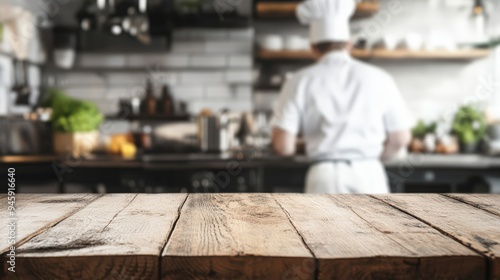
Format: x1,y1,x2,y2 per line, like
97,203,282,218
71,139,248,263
2,154,500,193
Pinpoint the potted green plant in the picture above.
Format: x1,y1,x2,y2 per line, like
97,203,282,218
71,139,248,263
43,88,103,157
451,105,486,154
410,120,437,153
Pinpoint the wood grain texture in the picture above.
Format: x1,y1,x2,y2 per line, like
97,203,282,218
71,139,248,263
256,49,490,61
375,194,500,280
0,194,98,254
256,2,378,18
162,194,314,280
274,194,485,279
444,194,500,217
8,194,187,280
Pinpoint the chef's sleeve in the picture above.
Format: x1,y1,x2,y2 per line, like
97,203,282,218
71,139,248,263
270,76,302,135
383,76,413,132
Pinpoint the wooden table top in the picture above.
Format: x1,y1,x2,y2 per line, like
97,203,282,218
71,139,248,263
1,194,499,280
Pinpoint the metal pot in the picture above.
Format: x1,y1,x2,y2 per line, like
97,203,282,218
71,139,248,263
460,142,479,154
198,111,230,153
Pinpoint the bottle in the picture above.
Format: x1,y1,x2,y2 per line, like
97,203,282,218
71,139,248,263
160,84,175,116
471,0,487,42
142,78,156,115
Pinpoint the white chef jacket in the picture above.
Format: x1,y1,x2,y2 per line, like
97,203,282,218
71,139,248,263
271,50,412,162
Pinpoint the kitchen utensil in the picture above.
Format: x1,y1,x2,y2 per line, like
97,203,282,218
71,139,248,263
53,28,77,68
126,0,151,45
131,97,141,115
11,59,22,93
118,99,133,118
15,60,31,105
199,110,230,153
236,112,254,146
0,117,53,155
54,49,76,69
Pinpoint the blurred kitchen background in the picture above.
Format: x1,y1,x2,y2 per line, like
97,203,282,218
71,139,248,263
1,0,500,194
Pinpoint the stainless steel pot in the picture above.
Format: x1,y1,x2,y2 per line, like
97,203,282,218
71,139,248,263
198,111,230,153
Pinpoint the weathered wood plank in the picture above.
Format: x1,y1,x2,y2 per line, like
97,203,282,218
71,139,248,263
376,194,500,280
275,194,485,279
8,194,187,280
0,194,98,254
162,194,314,280
445,194,500,217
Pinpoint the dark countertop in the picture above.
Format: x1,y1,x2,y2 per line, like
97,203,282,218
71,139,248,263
2,153,500,169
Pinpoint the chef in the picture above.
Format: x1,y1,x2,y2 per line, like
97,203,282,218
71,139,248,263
271,0,412,194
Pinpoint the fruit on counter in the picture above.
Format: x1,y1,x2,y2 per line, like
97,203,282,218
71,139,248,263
108,134,137,158
120,142,137,159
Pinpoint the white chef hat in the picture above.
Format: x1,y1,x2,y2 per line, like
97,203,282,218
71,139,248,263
297,0,356,43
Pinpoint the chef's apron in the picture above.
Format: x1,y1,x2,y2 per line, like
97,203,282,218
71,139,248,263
305,159,389,194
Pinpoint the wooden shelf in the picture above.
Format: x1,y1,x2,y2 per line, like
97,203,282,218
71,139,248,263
255,1,379,19
256,49,491,61
106,114,191,122
364,49,491,60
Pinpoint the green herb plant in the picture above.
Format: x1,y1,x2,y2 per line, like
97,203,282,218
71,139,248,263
44,88,103,133
451,105,486,144
411,120,437,138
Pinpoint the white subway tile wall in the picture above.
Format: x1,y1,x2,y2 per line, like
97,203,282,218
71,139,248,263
78,54,127,68
190,55,227,68
180,72,225,84
228,55,252,67
127,54,189,68
171,86,204,100
225,70,253,83
57,28,255,115
205,85,233,98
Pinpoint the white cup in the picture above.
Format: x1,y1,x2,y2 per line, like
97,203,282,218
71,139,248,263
54,49,76,69
260,35,284,51
285,35,304,51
